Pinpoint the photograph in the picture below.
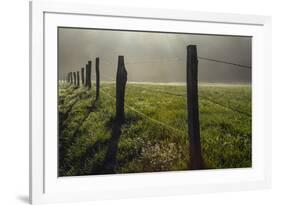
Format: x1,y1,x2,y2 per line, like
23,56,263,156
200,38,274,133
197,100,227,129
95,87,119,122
58,27,252,177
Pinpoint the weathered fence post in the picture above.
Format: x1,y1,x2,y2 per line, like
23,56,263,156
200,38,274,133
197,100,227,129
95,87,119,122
115,56,127,122
186,45,204,170
70,72,73,84
95,57,100,100
77,71,80,87
73,72,76,86
85,64,89,87
81,67,85,85
87,61,92,89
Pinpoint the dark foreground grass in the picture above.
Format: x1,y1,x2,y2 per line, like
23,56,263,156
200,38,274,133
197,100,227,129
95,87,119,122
58,82,251,176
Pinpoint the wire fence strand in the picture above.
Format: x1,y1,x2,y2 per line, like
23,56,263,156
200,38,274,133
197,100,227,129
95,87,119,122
123,83,251,117
99,56,251,69
99,88,187,136
76,55,252,121
91,72,251,118
198,95,251,117
198,56,251,69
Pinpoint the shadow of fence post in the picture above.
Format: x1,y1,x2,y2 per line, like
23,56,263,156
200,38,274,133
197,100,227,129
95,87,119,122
102,55,127,174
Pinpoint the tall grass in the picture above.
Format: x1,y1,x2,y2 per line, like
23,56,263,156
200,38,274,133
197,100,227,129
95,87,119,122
58,83,251,176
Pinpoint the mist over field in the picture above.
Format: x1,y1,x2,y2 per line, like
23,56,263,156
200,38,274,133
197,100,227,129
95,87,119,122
58,28,251,83
58,27,252,176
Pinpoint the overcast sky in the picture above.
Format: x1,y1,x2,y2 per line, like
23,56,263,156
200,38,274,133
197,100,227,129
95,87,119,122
58,28,252,83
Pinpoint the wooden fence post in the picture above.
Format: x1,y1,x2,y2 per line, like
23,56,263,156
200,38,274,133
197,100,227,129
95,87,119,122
95,57,100,100
186,45,204,169
70,72,73,84
77,71,80,87
115,56,127,122
81,67,85,85
87,61,92,89
73,72,76,86
85,64,89,87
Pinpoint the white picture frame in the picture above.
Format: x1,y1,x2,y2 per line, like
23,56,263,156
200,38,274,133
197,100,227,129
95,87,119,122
30,1,272,204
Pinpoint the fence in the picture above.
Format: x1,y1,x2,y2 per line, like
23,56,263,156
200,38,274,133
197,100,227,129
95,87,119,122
62,44,251,170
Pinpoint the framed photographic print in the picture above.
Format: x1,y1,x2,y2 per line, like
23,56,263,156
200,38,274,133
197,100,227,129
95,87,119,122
30,1,272,204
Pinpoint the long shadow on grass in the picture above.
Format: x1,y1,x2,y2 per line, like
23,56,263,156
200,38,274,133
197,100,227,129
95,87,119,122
59,98,99,176
63,118,123,176
101,119,123,174
74,138,110,176
59,88,91,136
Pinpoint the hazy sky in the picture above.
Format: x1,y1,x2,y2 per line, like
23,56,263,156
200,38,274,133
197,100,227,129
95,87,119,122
58,28,252,83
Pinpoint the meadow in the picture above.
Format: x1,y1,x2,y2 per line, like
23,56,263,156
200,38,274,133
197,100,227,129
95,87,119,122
58,82,251,176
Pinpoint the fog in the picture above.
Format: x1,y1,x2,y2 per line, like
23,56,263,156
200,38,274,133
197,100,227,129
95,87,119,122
58,28,251,83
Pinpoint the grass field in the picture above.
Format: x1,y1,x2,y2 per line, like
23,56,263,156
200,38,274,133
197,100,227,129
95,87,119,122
58,82,251,176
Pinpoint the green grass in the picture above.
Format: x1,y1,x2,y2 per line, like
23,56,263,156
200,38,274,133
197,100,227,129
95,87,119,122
58,82,251,176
